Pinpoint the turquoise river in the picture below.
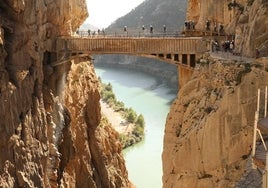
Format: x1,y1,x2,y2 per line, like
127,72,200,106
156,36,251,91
95,66,177,188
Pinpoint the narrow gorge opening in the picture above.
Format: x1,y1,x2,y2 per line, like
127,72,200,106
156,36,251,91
93,54,178,187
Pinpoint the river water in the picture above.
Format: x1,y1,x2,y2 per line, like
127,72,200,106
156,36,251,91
95,66,177,188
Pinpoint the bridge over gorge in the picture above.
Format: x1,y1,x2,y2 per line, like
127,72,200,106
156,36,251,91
52,35,208,87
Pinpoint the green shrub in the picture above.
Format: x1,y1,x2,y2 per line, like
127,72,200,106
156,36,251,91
100,81,145,149
102,90,116,101
136,114,145,127
104,83,113,91
132,125,144,138
115,101,125,111
127,108,137,123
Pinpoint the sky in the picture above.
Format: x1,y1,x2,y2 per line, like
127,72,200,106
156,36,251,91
85,0,145,28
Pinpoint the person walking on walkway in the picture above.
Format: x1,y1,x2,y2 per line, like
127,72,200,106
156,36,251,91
150,25,153,34
142,25,145,32
206,19,211,31
255,48,260,58
123,26,128,36
229,40,234,53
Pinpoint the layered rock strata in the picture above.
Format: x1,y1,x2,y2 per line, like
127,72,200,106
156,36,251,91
163,59,268,187
0,0,130,187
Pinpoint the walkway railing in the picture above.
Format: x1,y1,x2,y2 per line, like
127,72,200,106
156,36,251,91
75,30,183,38
75,28,233,38
252,86,268,188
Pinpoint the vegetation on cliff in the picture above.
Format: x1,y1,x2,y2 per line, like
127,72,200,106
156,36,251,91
100,80,145,148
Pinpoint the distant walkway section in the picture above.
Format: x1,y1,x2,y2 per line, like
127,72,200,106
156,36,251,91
210,52,254,63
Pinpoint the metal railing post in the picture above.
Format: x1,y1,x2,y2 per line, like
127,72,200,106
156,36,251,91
252,89,261,157
258,89,261,113
252,111,259,157
265,86,267,117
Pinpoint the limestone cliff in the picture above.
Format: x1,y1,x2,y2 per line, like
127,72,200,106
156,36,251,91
186,0,268,57
0,0,130,187
163,59,268,187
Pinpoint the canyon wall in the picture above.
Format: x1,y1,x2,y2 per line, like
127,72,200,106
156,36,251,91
162,1,268,186
163,59,268,187
0,0,130,187
186,0,268,57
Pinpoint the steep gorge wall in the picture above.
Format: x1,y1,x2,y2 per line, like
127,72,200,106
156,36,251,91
0,0,130,187
186,0,268,57
52,59,129,187
163,60,268,187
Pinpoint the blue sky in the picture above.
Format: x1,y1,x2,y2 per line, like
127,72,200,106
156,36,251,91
85,0,144,28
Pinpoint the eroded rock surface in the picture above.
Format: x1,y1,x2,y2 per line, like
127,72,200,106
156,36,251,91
163,60,268,187
0,0,130,187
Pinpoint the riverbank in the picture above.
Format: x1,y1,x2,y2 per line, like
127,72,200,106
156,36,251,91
100,100,134,135
99,81,145,148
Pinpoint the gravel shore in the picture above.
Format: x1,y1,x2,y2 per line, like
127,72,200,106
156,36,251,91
100,100,134,135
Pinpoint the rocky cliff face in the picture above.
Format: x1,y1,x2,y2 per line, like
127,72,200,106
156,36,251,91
186,0,268,57
163,59,268,187
0,0,129,187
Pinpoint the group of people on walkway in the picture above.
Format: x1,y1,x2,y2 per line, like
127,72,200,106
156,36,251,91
184,19,224,34
124,25,167,34
212,40,235,53
86,29,105,36
138,25,155,33
75,25,170,38
184,20,195,30
75,28,105,37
